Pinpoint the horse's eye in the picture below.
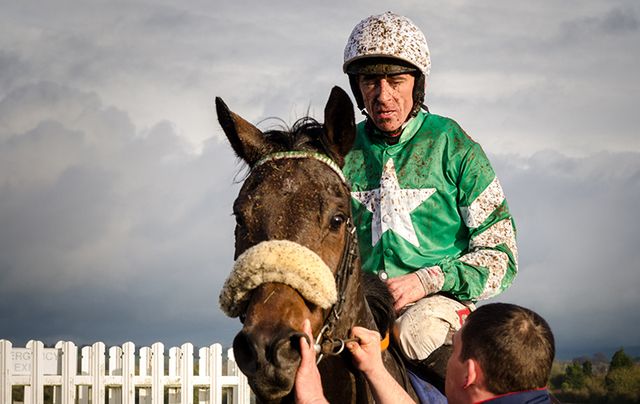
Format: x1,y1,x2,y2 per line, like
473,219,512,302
330,214,346,231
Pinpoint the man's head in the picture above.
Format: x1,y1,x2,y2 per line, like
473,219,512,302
445,303,555,404
343,12,430,134
356,72,415,133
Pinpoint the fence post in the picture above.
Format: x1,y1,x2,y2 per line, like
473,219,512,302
0,340,11,404
211,344,223,404
227,348,237,404
180,343,194,404
52,342,61,404
227,348,250,404
108,345,123,404
139,346,152,404
58,341,77,404
198,344,222,404
79,346,90,404
92,342,107,404
122,342,135,404
168,346,179,404
151,342,164,404
197,346,207,403
25,340,45,404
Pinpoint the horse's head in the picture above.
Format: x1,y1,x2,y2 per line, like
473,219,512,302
216,87,358,402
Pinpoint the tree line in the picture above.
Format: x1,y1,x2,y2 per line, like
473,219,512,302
551,348,640,403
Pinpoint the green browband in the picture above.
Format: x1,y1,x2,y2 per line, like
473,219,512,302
254,151,347,184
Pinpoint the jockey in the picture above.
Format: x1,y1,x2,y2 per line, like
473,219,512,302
341,12,518,389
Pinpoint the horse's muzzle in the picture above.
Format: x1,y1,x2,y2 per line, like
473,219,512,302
233,327,306,401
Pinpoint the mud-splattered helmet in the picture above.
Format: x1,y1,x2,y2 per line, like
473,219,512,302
343,12,431,117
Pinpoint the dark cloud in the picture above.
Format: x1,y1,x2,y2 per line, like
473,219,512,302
562,5,639,38
601,7,639,34
417,1,640,155
492,150,640,355
0,82,241,348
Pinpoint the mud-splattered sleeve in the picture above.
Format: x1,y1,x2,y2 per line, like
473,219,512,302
420,142,518,301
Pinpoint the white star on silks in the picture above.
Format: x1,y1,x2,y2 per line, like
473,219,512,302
352,158,436,247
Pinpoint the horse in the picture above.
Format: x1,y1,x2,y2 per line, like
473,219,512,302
215,86,420,403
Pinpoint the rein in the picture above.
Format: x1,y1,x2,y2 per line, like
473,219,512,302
253,151,360,363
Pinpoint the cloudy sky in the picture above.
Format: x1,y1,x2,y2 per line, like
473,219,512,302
1,0,638,360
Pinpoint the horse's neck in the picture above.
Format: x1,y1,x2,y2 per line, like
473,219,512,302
319,356,371,404
338,269,377,336
346,269,419,403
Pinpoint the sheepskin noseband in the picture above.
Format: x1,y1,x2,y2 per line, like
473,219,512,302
219,239,338,318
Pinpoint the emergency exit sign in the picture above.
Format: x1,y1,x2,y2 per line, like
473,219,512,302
11,348,60,375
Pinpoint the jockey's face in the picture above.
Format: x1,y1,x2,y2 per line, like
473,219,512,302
358,73,414,134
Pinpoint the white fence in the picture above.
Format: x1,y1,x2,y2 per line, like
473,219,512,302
0,340,251,404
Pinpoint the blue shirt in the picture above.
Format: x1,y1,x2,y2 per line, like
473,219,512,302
476,389,551,404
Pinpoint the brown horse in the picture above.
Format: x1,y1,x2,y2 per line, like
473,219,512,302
216,87,418,403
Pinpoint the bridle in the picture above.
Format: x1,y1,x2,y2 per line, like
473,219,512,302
314,215,359,363
252,150,361,363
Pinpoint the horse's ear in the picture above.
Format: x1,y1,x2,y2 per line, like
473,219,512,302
323,86,356,167
216,97,273,166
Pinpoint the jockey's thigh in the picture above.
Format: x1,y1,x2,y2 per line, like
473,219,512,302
393,294,474,361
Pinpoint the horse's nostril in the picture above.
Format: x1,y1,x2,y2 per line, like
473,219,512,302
273,331,306,367
290,331,308,353
233,331,258,375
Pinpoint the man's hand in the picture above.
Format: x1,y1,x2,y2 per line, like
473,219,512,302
386,273,427,312
347,326,417,404
346,327,384,376
294,319,328,404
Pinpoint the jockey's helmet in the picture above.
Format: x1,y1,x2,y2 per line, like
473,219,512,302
343,12,430,118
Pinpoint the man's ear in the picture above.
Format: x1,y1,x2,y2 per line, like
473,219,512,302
464,359,481,389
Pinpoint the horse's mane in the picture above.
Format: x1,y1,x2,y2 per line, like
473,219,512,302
232,117,325,182
363,272,396,337
263,117,326,154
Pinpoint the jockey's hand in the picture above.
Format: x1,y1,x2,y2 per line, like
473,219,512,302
346,327,384,376
294,319,328,404
386,273,427,312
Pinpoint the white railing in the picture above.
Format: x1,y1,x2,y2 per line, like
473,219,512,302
0,340,251,404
